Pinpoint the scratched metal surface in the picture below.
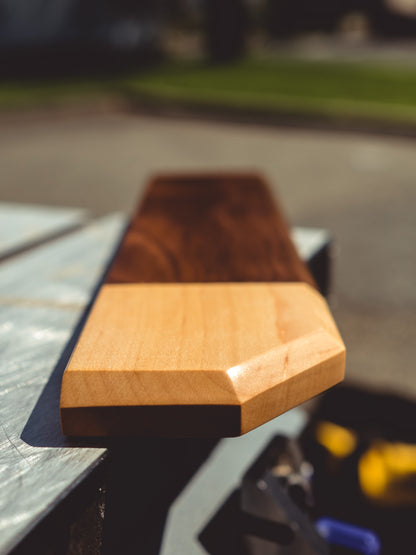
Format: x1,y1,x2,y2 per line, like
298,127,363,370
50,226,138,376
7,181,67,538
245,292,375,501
0,213,126,554
0,202,87,261
291,227,330,262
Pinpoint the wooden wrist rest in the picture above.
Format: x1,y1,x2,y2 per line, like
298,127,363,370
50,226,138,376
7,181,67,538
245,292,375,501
60,173,345,437
61,282,344,437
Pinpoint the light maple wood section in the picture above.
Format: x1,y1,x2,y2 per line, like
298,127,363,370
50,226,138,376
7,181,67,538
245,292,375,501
60,282,345,437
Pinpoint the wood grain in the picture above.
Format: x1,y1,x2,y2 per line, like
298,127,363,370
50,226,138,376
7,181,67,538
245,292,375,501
61,282,345,436
60,173,344,437
106,173,316,286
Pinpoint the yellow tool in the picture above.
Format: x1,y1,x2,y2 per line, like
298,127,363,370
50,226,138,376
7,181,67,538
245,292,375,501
315,420,358,459
359,441,416,506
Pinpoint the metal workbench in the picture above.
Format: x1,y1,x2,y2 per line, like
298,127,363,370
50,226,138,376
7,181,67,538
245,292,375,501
0,203,330,554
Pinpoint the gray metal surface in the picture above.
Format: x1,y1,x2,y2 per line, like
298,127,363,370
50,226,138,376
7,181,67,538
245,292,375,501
291,227,330,263
161,409,306,555
0,202,86,261
0,213,125,554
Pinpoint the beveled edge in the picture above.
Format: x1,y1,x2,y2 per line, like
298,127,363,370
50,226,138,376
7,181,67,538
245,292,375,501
60,282,345,437
235,328,345,434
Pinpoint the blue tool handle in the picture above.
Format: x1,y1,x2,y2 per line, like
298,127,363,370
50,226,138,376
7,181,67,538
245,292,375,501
316,517,381,555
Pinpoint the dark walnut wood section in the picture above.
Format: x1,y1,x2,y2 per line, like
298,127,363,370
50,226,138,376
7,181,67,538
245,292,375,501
106,173,316,286
60,173,345,438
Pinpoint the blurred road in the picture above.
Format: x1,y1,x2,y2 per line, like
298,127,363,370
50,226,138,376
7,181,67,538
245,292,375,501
1,111,415,397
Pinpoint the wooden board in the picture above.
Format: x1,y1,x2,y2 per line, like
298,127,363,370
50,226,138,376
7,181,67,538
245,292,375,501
107,173,316,285
61,282,344,436
60,173,344,437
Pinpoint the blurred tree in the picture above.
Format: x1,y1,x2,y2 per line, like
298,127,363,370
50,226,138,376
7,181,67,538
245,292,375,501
106,0,155,17
266,0,346,37
163,0,189,22
265,0,416,38
202,0,248,63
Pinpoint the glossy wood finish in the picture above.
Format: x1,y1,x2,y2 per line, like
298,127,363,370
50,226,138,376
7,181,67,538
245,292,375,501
106,173,316,286
60,173,344,437
61,282,345,436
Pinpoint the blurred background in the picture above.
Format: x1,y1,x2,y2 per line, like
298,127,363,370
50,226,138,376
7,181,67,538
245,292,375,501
1,0,415,393
0,2,415,551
